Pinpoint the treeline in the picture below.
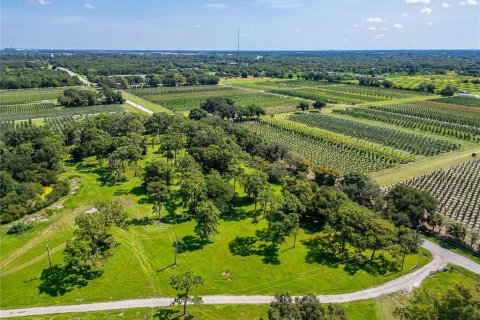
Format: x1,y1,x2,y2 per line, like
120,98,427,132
57,88,125,107
89,73,220,89
42,51,480,78
0,126,69,223
0,68,81,89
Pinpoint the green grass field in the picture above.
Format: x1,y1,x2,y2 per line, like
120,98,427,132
0,86,86,106
0,147,430,309
387,74,480,94
6,266,475,320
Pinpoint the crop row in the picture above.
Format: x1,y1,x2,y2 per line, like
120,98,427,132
334,107,480,141
260,118,414,163
429,97,480,108
276,81,424,99
371,101,480,128
129,87,301,112
289,113,460,156
129,85,231,96
401,160,480,228
239,120,404,173
0,101,56,115
1,104,126,121
267,87,385,105
45,115,78,133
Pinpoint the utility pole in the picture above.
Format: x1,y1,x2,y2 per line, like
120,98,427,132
174,238,179,266
46,242,52,269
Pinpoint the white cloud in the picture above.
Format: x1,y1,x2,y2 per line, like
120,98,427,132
381,27,388,30
392,23,403,29
32,0,49,6
366,17,385,23
368,27,377,31
426,21,434,26
420,7,432,14
194,24,201,28
460,0,477,5
405,0,430,4
401,13,410,17
257,0,301,9
250,27,255,31
373,34,386,40
205,3,226,9
441,2,451,7
84,3,95,9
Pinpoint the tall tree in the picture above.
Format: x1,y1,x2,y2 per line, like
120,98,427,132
170,271,205,318
194,201,220,241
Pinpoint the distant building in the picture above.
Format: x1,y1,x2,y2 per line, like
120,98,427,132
458,92,480,99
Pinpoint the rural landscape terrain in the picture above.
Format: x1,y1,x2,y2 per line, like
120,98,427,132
1,1,480,319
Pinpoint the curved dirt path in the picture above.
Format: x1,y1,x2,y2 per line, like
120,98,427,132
0,254,447,318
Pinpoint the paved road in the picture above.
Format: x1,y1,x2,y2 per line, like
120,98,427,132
0,257,446,318
422,239,480,273
55,67,93,87
1,238,479,318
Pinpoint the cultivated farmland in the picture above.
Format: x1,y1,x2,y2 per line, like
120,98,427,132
239,118,414,174
402,160,480,229
128,85,303,113
289,113,460,156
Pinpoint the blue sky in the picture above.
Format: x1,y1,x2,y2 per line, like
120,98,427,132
1,0,479,50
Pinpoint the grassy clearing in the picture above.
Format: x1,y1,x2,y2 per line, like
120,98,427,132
0,86,86,106
387,74,480,94
5,267,475,320
0,149,430,309
122,91,173,114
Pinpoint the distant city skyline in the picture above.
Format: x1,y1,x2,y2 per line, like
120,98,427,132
1,0,479,50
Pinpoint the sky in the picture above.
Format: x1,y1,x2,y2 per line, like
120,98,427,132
1,0,479,50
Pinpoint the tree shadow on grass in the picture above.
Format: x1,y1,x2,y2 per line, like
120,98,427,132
229,236,257,256
228,236,280,265
220,207,255,222
38,265,101,297
302,237,346,269
162,212,192,225
154,308,193,320
177,235,210,253
128,216,155,226
257,243,280,265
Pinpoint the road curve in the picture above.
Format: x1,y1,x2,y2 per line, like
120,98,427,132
0,254,448,318
2,240,479,318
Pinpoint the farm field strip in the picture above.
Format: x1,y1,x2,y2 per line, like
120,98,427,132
260,117,415,163
239,120,398,173
275,81,426,100
1,104,126,121
387,75,480,94
128,86,302,112
400,160,480,228
267,87,385,105
0,101,57,115
371,101,480,128
428,96,480,108
289,113,460,156
0,86,85,105
335,107,480,141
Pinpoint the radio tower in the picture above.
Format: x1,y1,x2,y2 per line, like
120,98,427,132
237,27,240,65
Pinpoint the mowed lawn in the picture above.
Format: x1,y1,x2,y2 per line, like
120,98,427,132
0,149,430,309
5,266,475,320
